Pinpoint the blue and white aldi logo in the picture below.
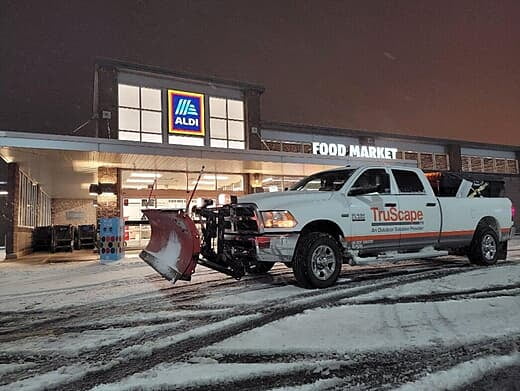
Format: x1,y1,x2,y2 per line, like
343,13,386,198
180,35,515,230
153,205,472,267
168,90,205,136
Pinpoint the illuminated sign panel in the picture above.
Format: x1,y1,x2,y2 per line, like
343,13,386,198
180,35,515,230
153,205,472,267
168,89,205,136
312,142,397,159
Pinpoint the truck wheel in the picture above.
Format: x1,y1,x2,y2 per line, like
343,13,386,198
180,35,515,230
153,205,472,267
293,232,342,289
246,262,274,275
468,226,499,266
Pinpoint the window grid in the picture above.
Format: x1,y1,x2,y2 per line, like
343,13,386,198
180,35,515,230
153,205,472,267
18,171,38,228
118,84,163,144
38,191,51,227
209,97,245,149
462,155,519,174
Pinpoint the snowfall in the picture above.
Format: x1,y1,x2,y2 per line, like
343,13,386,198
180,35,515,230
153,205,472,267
1,239,520,390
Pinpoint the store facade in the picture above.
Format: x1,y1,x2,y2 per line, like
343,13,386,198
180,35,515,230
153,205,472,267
0,60,518,258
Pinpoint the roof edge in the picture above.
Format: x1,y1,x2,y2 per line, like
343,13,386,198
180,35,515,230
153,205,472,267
261,120,520,152
95,58,265,93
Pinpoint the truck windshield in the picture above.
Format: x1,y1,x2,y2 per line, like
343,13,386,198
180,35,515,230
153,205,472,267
290,169,356,191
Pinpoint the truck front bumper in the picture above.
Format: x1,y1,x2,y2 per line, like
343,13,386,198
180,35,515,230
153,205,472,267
254,233,300,263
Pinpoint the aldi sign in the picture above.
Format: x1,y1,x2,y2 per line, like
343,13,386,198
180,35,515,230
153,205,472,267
168,89,205,136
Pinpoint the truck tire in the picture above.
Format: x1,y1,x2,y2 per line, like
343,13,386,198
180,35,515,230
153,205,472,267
293,232,342,289
246,262,274,275
468,226,499,266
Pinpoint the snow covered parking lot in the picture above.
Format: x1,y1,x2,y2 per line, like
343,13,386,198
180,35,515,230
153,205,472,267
1,239,520,390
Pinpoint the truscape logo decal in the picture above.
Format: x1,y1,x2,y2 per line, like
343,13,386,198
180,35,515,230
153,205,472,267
370,207,424,226
370,207,425,233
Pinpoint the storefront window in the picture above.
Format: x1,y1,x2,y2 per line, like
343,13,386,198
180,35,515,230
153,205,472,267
121,170,245,223
209,97,245,149
38,191,51,227
261,175,304,192
18,171,38,227
118,84,163,143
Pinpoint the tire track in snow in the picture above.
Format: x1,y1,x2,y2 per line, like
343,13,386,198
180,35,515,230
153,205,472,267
342,282,520,306
53,265,481,390
2,261,512,389
0,262,469,341
192,336,520,391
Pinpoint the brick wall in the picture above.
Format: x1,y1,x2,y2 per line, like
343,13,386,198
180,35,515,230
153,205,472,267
96,167,121,219
51,199,97,226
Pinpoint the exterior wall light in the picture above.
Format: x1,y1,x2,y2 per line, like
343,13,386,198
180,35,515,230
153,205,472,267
89,183,117,195
89,184,100,195
98,183,117,195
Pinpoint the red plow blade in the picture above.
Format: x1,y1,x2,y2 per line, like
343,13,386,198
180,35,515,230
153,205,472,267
139,209,201,282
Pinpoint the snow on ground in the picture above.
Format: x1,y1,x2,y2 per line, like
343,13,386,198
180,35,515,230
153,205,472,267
0,363,113,391
344,263,520,303
267,377,343,391
1,321,183,356
206,296,520,354
91,360,348,391
0,363,36,377
395,352,520,391
74,308,233,327
118,314,261,359
0,258,163,311
201,284,306,306
1,238,519,390
0,256,227,312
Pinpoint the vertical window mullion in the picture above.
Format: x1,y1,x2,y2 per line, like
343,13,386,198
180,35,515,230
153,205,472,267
139,87,143,142
225,98,230,148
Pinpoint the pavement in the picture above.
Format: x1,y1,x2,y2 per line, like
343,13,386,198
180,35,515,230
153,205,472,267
0,238,519,390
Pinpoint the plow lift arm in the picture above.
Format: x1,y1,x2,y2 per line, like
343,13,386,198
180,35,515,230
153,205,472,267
139,167,247,283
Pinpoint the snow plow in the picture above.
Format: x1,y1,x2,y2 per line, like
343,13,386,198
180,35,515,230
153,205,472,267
139,199,263,283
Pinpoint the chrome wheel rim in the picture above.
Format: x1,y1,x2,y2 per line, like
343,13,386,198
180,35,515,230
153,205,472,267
481,234,497,261
311,244,336,280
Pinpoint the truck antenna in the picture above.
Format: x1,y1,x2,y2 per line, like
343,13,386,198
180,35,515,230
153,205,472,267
186,165,205,213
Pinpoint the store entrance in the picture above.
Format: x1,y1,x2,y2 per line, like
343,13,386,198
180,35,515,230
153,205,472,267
121,170,245,248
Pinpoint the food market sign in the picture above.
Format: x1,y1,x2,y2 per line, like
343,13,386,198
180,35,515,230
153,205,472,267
312,142,397,159
168,89,205,136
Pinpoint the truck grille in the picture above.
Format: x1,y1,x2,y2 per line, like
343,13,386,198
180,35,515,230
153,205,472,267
224,204,259,234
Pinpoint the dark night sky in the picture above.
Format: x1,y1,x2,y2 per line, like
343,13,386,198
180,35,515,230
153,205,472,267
1,0,520,145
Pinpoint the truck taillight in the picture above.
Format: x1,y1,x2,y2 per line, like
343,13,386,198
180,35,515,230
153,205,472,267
512,205,516,221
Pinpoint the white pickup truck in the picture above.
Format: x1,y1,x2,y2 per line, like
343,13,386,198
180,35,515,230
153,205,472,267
233,165,515,288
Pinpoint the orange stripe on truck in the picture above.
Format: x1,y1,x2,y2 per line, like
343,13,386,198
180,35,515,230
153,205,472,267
345,230,474,242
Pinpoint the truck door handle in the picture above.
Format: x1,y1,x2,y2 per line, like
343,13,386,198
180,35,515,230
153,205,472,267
426,202,437,207
384,203,397,207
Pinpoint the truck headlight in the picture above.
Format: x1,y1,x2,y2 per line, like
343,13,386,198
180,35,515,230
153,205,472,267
261,210,297,229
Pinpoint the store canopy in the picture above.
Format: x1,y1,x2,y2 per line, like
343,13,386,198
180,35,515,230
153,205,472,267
0,130,415,198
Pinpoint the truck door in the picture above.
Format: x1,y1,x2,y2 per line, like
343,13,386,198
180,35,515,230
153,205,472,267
346,168,400,252
391,169,441,249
